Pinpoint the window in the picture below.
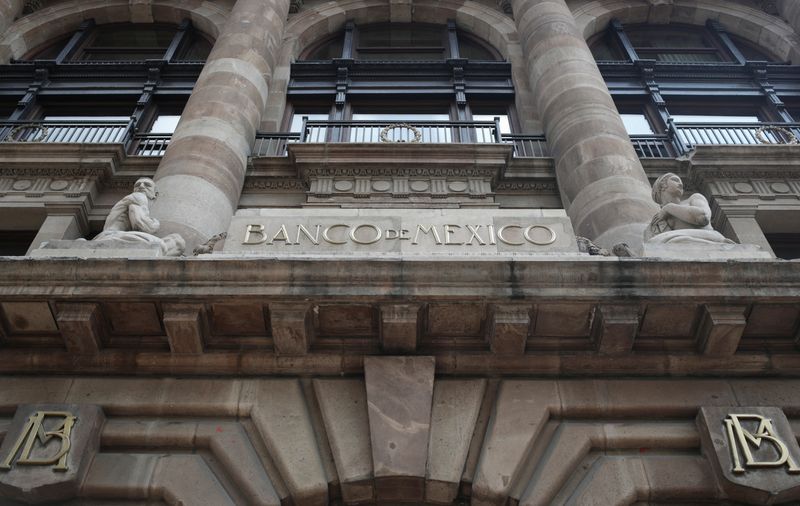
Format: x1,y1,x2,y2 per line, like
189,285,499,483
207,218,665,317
302,22,500,62
287,21,514,143
590,21,779,64
26,21,211,63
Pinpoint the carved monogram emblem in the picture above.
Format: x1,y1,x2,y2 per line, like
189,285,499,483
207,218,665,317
724,414,800,475
0,411,77,472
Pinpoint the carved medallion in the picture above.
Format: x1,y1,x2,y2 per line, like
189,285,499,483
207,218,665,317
0,404,104,504
697,407,800,505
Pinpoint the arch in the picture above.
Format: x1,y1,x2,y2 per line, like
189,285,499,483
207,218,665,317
572,0,800,63
260,0,541,132
0,0,229,64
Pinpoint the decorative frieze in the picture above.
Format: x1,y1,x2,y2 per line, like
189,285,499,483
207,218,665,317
0,177,92,198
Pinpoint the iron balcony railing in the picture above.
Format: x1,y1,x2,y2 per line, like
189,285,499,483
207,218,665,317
0,119,134,147
673,122,800,151
4,119,799,160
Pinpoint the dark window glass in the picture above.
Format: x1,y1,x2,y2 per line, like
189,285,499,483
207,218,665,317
766,233,800,260
356,24,445,61
178,35,212,61
306,35,344,60
458,36,496,60
626,27,724,63
76,24,176,61
0,231,38,256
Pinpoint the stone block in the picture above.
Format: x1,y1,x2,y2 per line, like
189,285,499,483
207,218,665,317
0,404,104,504
269,303,313,356
472,381,559,505
81,453,156,499
29,240,165,258
487,304,530,355
151,455,235,506
249,380,328,506
313,379,373,504
1,302,57,333
380,304,420,353
364,356,435,503
591,304,640,355
56,303,105,354
162,303,207,354
697,406,800,505
426,379,486,504
696,305,747,356
642,242,772,260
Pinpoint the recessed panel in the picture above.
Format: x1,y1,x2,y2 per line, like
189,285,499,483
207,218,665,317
639,304,699,338
316,305,376,337
533,304,592,337
103,302,162,335
210,303,268,336
1,302,58,333
427,304,485,338
744,304,800,338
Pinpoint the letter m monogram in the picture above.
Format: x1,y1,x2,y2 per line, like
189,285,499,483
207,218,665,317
0,411,77,472
725,414,800,474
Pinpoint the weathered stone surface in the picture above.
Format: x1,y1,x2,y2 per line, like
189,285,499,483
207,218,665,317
472,381,559,506
380,304,420,353
697,305,747,356
56,303,105,354
162,303,207,354
426,379,486,504
224,209,580,258
313,379,374,504
249,379,328,506
487,305,530,355
30,240,165,258
152,0,291,248
269,303,313,356
697,406,800,505
364,356,435,502
643,243,772,260
510,0,657,249
591,304,640,355
0,404,104,504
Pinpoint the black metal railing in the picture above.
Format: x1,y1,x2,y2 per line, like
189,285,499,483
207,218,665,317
674,122,800,150
501,134,550,157
252,132,301,156
6,118,799,161
131,133,171,156
0,119,134,146
297,118,503,144
630,134,675,158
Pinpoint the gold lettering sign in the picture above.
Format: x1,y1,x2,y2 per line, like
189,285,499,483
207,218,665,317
724,414,800,474
0,411,77,472
244,223,557,247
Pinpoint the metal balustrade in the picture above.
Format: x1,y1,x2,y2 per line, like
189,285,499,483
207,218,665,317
252,133,301,156
674,122,800,148
5,118,799,160
132,133,171,156
0,119,134,145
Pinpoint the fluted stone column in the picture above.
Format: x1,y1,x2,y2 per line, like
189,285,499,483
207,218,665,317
511,0,658,250
0,0,24,34
152,0,290,248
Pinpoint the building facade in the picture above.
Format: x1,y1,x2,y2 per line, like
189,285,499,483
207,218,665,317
2,0,800,504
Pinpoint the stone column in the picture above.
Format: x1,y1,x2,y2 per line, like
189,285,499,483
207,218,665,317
0,0,23,34
151,0,290,247
777,0,800,33
511,0,657,250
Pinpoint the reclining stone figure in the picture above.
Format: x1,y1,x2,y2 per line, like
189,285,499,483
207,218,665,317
92,177,185,256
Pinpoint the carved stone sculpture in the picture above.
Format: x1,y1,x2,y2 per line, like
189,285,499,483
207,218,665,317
92,178,185,256
644,173,734,245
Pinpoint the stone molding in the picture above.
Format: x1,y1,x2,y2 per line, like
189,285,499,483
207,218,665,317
0,258,798,375
0,377,798,505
